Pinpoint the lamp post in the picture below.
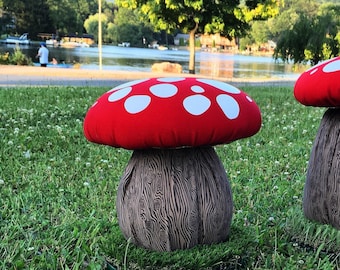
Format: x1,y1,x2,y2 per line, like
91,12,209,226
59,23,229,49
98,0,102,70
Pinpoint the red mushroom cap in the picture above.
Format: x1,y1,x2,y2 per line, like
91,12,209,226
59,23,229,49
294,56,340,107
83,77,262,150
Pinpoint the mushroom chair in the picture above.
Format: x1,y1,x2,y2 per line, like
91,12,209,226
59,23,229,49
294,56,340,229
83,77,262,251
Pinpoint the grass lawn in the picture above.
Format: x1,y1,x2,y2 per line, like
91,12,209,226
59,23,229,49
0,85,339,270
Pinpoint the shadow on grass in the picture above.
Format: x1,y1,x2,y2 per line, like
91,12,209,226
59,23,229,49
285,206,339,255
104,224,255,270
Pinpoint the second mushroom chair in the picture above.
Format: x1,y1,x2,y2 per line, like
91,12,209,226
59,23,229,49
294,56,340,230
84,77,262,251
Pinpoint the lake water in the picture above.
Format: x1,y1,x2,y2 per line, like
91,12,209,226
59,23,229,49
0,43,299,80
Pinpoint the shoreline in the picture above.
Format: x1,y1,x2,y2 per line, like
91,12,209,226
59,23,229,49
0,65,297,88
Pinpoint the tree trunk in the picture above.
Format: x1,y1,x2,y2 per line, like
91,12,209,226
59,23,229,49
303,108,340,229
188,23,198,74
116,146,233,251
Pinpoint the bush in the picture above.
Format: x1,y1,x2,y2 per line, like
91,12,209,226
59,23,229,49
0,51,10,64
6,46,32,65
9,47,32,65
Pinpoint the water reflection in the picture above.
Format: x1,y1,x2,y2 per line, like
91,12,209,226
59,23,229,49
0,44,299,79
198,52,235,78
197,52,295,79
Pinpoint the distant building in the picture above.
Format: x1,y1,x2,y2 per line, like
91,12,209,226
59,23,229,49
174,33,238,52
200,33,238,52
38,33,57,40
61,34,95,46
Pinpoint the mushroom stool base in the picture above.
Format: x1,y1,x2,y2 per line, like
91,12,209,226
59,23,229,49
116,146,233,251
303,108,340,229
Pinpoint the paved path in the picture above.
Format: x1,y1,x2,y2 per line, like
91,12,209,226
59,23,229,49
0,65,296,88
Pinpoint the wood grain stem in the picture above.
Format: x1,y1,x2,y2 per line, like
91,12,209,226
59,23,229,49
116,146,233,251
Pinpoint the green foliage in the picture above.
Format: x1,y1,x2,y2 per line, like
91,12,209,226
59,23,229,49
84,13,109,43
274,11,339,65
239,0,283,21
0,47,32,65
2,0,54,37
106,8,154,46
251,20,271,45
2,0,100,38
114,0,281,72
0,85,338,269
116,0,250,37
239,35,254,51
9,47,30,65
272,0,340,65
239,0,340,63
274,14,314,64
179,37,187,46
46,0,83,35
0,51,10,64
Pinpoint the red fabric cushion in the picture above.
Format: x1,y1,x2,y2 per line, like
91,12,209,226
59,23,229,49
294,57,340,107
83,77,262,150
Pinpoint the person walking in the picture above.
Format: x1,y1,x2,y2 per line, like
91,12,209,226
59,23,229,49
36,42,49,67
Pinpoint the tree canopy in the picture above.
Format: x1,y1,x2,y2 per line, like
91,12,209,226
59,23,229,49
1,0,102,38
106,8,154,47
115,0,281,73
240,0,340,65
2,0,54,37
272,0,340,65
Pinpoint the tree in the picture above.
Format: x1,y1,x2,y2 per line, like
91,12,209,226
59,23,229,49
46,0,81,35
240,0,282,21
46,0,99,35
274,15,314,64
116,0,279,74
2,0,54,37
1,0,100,38
273,2,340,65
106,8,153,46
84,13,108,43
251,20,271,45
317,2,340,57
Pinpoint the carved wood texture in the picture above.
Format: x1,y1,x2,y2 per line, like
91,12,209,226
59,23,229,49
116,146,233,251
303,108,340,229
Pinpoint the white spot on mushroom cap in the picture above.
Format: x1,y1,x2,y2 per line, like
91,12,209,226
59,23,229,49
108,87,132,102
306,59,328,74
197,79,241,94
216,94,240,119
191,85,205,93
105,78,250,119
307,58,340,75
323,59,340,73
150,83,178,98
124,95,151,114
183,95,211,115
157,77,186,83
